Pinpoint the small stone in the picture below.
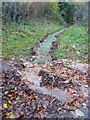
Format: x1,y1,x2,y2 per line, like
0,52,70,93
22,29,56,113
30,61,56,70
75,109,84,117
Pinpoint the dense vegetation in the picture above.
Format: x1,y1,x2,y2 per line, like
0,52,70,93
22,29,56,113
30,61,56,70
2,2,88,25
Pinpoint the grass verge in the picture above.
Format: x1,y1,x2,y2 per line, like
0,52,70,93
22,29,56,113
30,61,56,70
2,20,64,60
53,25,88,63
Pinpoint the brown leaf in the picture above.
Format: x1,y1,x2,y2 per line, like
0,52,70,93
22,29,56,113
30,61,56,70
57,107,61,111
8,100,11,104
26,79,30,83
29,89,33,94
70,98,78,106
19,91,23,96
79,76,83,81
51,66,56,71
17,78,21,82
68,87,72,93
12,92,16,97
45,95,48,100
61,101,66,106
27,101,30,105
37,108,43,114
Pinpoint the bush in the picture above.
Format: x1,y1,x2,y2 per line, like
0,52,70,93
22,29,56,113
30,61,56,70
58,2,76,25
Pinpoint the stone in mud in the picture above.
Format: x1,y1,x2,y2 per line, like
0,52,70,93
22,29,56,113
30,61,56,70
14,62,25,69
40,34,48,43
17,70,22,77
38,70,46,76
45,34,48,38
49,41,58,54
52,41,58,48
40,39,44,43
51,55,57,61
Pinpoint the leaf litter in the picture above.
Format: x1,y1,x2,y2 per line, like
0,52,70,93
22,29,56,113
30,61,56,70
2,55,88,118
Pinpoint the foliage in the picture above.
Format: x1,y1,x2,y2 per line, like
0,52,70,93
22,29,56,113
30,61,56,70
52,12,66,26
73,2,88,26
58,2,76,25
49,2,58,13
2,2,62,24
58,2,88,26
2,2,87,26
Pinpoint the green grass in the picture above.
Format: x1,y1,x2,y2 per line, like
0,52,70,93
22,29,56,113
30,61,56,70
2,20,64,60
53,25,88,63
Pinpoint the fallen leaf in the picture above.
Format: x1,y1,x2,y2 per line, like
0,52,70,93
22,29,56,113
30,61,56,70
79,76,83,81
57,107,61,111
3,103,7,108
7,111,15,118
84,85,88,88
51,66,56,71
4,70,7,75
68,87,72,93
19,91,23,96
43,64,47,69
50,97,56,104
5,91,8,95
64,80,69,84
82,103,87,108
37,108,43,114
35,95,39,100
11,58,15,61
17,70,22,76
45,95,48,100
27,101,30,105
